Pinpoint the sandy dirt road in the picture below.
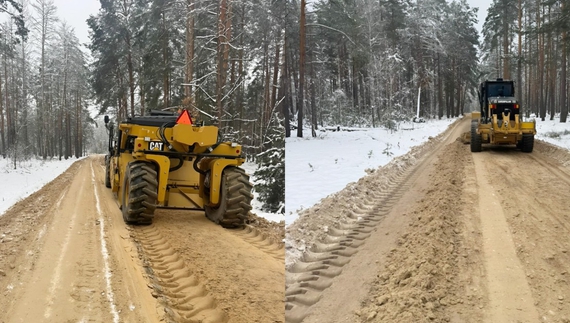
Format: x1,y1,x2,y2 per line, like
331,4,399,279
286,116,570,323
0,156,284,323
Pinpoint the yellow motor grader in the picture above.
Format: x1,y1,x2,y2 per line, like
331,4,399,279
471,78,536,152
104,110,253,227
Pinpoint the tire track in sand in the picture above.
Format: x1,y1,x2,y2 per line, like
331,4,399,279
285,117,470,323
472,154,539,322
229,225,285,260
478,147,570,321
90,162,120,323
285,157,424,323
131,225,228,323
4,160,117,323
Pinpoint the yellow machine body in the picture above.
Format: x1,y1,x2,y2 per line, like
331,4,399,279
110,122,243,209
471,111,536,146
105,111,253,227
470,79,536,153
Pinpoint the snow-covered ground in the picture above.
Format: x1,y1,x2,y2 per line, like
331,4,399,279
0,156,282,223
0,157,80,216
285,118,457,225
285,115,570,226
535,115,570,150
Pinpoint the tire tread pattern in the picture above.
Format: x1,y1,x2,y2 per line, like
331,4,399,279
205,167,253,228
124,162,158,224
521,134,534,153
470,121,482,152
104,156,112,188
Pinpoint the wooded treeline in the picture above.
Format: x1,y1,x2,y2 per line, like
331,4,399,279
0,0,287,160
287,0,480,136
89,0,286,157
89,0,285,212
0,0,92,163
0,0,286,212
481,0,570,122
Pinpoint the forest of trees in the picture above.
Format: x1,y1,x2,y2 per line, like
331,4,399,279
88,0,286,158
287,0,480,136
0,0,286,213
0,0,92,164
481,0,570,122
288,0,570,137
88,0,286,212
0,0,287,159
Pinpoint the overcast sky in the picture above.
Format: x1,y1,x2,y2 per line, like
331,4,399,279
468,0,492,36
52,0,100,47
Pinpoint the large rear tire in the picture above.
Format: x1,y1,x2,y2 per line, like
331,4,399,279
104,156,111,188
205,167,253,228
521,134,534,153
121,162,158,224
470,121,482,152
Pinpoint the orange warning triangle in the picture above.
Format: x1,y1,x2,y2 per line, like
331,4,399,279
176,109,192,125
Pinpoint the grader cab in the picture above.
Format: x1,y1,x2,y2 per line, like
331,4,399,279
104,110,253,228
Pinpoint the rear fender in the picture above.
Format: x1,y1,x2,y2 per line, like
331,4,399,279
143,155,170,205
201,159,243,206
471,111,481,121
113,154,131,206
521,121,536,134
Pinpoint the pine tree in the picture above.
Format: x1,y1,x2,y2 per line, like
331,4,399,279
253,113,285,213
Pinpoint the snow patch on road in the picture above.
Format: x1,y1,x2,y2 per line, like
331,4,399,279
39,189,67,243
36,224,47,241
91,164,120,323
55,189,67,208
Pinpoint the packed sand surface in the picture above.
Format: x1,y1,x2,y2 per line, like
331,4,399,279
286,117,570,323
0,155,284,323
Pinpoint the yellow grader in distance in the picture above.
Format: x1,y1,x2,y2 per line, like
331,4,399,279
471,78,536,153
104,110,253,228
